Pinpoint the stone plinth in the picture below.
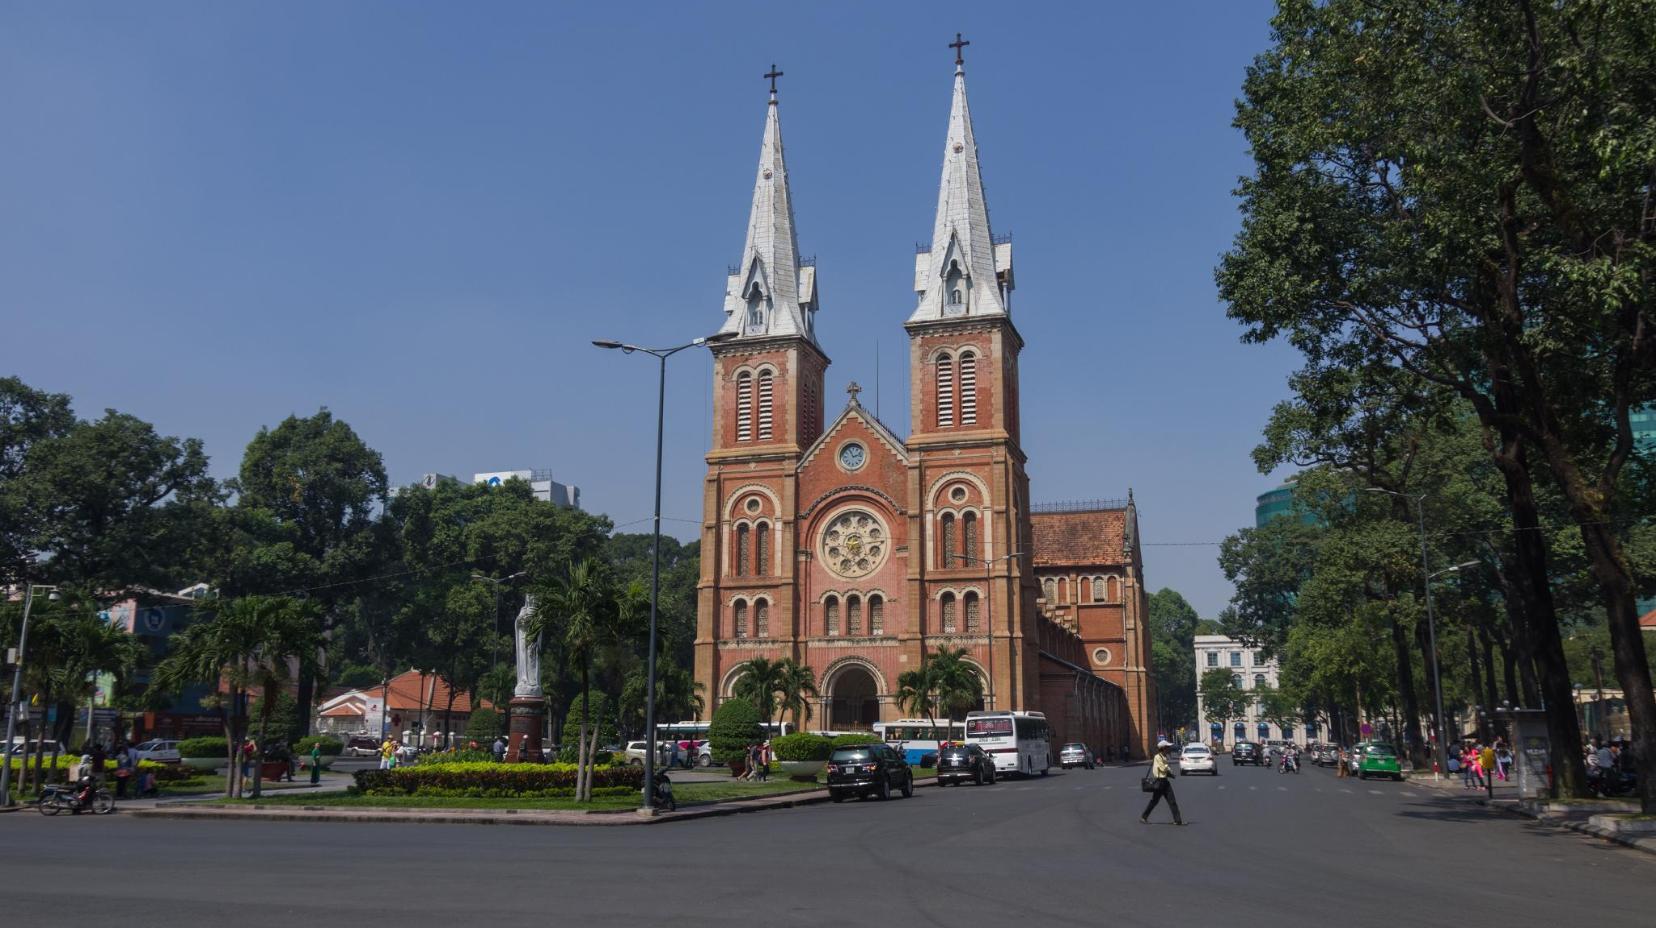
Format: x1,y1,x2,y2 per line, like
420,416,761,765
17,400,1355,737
506,695,546,763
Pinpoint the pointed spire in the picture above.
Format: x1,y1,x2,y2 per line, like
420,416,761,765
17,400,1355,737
910,37,1013,324
720,66,817,343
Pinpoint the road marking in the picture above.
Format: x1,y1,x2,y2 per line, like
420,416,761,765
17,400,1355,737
1217,785,1226,790
1249,786,1257,791
1103,785,1112,790
1315,788,1323,793
1404,792,1420,798
1339,788,1353,794
1369,789,1384,795
1277,786,1287,791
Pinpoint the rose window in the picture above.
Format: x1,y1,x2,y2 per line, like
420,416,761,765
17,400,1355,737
821,510,888,579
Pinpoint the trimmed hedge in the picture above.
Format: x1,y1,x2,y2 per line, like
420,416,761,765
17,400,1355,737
709,699,763,763
179,736,229,759
831,733,884,750
352,761,645,798
770,733,833,762
292,736,343,755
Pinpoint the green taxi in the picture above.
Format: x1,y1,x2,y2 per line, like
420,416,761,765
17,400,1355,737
1356,742,1403,781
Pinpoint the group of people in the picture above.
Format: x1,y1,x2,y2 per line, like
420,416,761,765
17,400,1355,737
1584,734,1635,788
739,741,769,781
1451,739,1511,789
65,741,159,802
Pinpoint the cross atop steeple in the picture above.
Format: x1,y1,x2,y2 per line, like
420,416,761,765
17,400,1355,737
765,64,784,101
949,33,970,68
846,381,863,404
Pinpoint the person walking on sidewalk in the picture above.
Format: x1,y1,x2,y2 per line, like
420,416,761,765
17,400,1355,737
1479,743,1496,788
1140,740,1185,826
309,741,322,785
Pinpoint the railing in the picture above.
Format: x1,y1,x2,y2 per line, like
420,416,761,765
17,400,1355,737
1030,498,1128,514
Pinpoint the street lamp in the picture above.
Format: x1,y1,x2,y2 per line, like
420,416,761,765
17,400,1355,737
2,583,59,807
593,329,735,810
471,572,528,671
949,550,1025,712
1365,487,1467,781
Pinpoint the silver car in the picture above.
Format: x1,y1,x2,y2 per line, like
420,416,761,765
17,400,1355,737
1058,742,1095,769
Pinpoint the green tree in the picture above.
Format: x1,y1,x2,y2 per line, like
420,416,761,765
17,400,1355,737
774,659,820,730
708,697,763,765
0,377,74,585
1254,685,1302,737
732,657,787,729
1218,0,1655,805
1200,667,1251,738
1148,589,1201,731
530,559,623,801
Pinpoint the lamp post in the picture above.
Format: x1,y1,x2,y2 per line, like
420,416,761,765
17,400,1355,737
471,572,528,672
593,330,735,810
2,583,58,807
1588,644,1607,739
949,550,1025,712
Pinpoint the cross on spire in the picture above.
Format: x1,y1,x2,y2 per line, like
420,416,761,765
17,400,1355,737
764,64,784,98
949,32,970,67
846,381,863,403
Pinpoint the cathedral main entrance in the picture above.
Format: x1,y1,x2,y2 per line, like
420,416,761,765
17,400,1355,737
828,665,879,730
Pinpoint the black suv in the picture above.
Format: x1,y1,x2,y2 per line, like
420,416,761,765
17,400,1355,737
1232,741,1264,766
936,744,997,787
827,743,914,802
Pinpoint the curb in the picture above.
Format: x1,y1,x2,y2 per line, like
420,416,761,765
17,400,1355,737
1422,789,1656,859
130,777,943,827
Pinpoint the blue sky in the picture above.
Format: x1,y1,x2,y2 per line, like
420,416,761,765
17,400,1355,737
1,1,1297,617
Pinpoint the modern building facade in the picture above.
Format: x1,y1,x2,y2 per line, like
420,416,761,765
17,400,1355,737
1194,633,1315,746
473,470,580,509
693,52,1153,758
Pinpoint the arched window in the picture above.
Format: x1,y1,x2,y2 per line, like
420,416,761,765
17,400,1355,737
754,522,769,577
1233,673,1243,688
961,510,978,564
733,601,748,639
959,352,977,424
755,599,769,638
964,591,981,633
941,592,958,633
756,371,774,440
951,288,963,304
1106,576,1120,602
1093,577,1105,601
940,513,956,568
745,283,765,333
1042,578,1057,602
1058,578,1069,604
735,524,750,576
735,372,753,441
945,260,965,309
1253,674,1266,690
936,353,955,427
846,594,862,636
869,595,884,635
825,596,840,636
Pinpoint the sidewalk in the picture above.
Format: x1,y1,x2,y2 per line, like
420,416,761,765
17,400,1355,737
1407,770,1655,857
131,776,943,827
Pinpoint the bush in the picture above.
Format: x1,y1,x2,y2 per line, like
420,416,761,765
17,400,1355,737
555,745,615,765
351,761,644,798
425,749,495,764
709,699,763,763
562,692,616,748
292,736,343,756
769,733,833,762
179,737,229,759
831,733,884,750
464,707,503,741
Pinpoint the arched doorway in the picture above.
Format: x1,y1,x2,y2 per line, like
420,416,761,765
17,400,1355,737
829,666,879,729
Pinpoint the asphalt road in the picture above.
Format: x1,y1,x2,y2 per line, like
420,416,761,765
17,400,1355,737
4,762,1652,927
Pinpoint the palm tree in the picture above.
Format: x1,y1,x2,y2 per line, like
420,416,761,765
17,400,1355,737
531,559,618,801
926,647,985,722
153,596,319,798
895,667,937,733
733,657,787,730
774,659,819,731
19,604,146,795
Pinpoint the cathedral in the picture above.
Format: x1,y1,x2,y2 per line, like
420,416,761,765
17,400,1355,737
694,46,1158,758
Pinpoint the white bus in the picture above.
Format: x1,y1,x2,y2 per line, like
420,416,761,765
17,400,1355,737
964,710,1052,776
655,719,793,766
873,719,966,765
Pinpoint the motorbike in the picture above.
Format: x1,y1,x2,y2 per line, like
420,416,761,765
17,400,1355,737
1588,767,1636,799
651,771,676,812
38,781,115,816
1279,753,1300,774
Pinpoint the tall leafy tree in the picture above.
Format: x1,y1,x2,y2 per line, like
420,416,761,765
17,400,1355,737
0,377,74,584
773,659,819,730
1199,667,1252,740
1147,589,1201,732
733,657,787,730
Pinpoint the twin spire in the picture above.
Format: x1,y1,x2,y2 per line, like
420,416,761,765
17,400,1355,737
720,38,1013,344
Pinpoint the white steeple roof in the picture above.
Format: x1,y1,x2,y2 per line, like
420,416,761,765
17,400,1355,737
910,52,1014,324
720,74,818,344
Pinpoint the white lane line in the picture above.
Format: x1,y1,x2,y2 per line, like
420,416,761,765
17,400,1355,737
1277,786,1288,791
1339,788,1353,794
1315,788,1323,793
1368,789,1384,795
1248,786,1257,791
1217,785,1227,790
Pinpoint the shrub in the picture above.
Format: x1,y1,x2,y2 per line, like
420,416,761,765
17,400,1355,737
292,736,343,755
425,749,495,764
179,737,229,759
464,707,503,741
351,761,644,798
769,733,833,762
562,692,616,748
709,699,763,763
831,733,884,750
555,745,615,765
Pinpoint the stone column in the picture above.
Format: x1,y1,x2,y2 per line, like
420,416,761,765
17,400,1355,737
506,696,546,762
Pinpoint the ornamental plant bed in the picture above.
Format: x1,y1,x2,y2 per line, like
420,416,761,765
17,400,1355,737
352,761,644,798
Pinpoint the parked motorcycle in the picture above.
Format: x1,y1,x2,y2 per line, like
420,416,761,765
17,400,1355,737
38,781,114,816
1588,767,1636,799
651,770,676,812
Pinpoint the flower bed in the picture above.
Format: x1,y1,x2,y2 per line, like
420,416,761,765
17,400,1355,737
352,761,645,798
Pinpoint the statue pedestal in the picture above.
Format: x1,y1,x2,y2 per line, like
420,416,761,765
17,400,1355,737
506,695,546,763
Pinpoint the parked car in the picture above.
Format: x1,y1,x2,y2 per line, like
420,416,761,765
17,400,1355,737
937,744,997,786
826,743,914,801
3,740,62,758
345,735,383,757
131,739,181,763
1231,741,1263,766
1357,743,1403,781
623,741,675,767
1178,742,1218,775
1058,743,1095,770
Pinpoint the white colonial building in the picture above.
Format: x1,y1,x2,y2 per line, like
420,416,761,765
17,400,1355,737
1194,633,1315,746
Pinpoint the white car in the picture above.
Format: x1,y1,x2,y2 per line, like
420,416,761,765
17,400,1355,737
1178,743,1218,775
131,739,181,763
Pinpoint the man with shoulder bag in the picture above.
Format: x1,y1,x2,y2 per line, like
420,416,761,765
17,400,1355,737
1140,739,1185,826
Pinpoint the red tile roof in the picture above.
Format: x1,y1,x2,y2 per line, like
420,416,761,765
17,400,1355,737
1641,608,1656,631
382,670,481,714
1030,509,1127,567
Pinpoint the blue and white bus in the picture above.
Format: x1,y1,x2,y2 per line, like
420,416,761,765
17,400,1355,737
873,719,965,766
964,710,1051,776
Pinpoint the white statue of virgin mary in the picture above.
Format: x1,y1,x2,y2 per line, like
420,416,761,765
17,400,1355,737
512,593,543,698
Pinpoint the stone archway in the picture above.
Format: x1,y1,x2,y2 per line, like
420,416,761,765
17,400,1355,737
829,665,880,730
